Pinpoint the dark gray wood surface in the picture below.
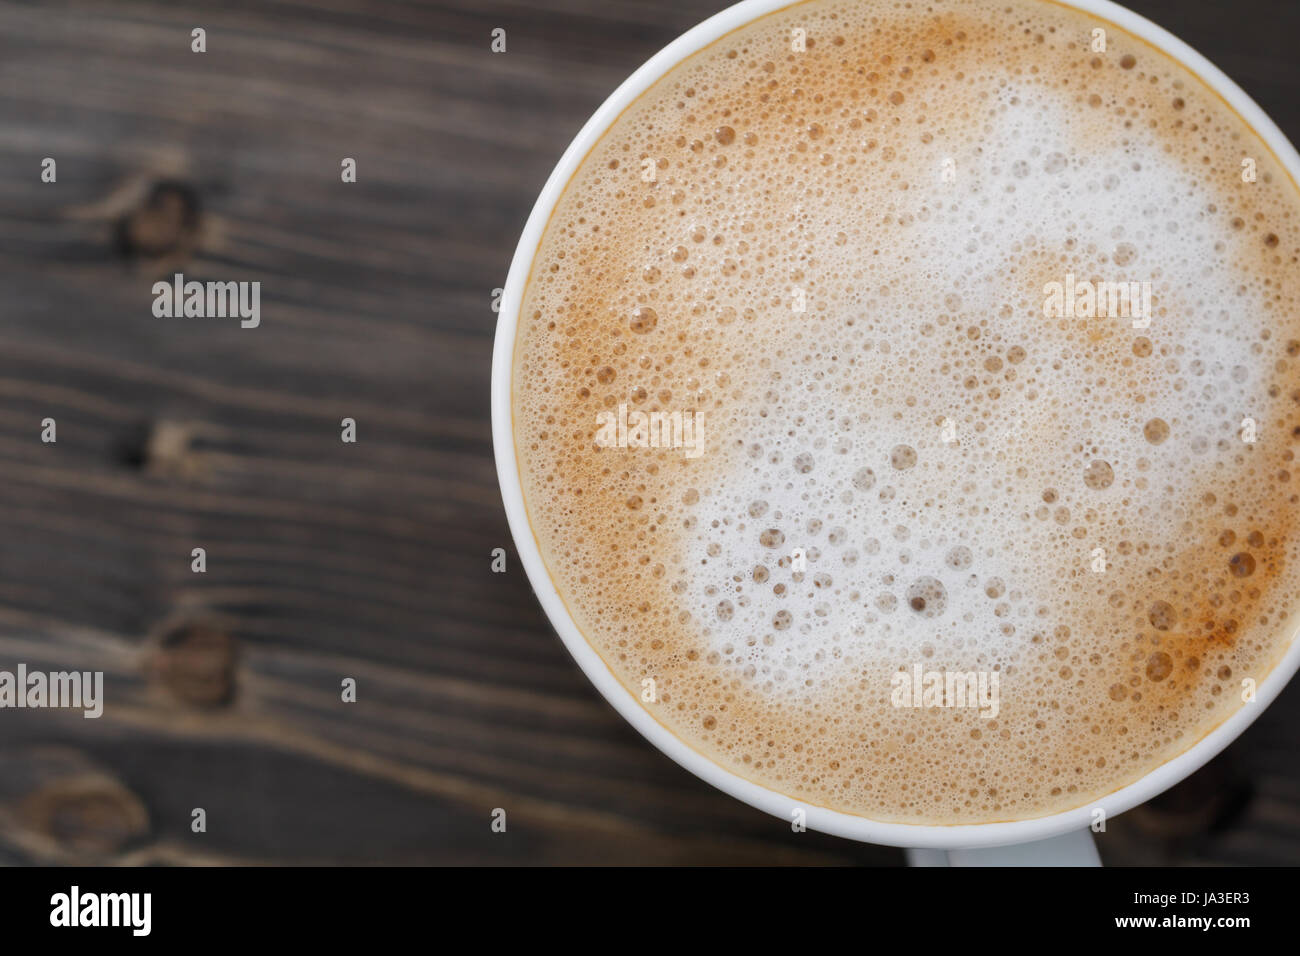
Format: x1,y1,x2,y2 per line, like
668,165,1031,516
0,0,1296,865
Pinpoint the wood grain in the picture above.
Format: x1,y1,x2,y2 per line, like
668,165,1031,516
0,0,1297,865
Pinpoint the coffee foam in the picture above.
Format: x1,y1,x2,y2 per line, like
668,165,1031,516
513,0,1300,823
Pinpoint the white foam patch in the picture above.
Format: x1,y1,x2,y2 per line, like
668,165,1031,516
683,98,1263,694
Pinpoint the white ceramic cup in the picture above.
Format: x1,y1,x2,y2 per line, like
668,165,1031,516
491,0,1300,861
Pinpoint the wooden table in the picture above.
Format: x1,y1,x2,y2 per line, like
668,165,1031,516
0,0,1296,865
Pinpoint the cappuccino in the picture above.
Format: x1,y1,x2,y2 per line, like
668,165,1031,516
512,0,1300,824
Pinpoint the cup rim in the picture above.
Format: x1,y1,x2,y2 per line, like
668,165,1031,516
491,0,1300,848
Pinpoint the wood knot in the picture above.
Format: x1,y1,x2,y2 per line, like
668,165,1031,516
113,419,205,477
115,180,201,260
153,623,238,707
1,749,150,860
145,419,203,478
20,778,150,857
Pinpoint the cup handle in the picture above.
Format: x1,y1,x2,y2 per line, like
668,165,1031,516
906,829,1100,866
